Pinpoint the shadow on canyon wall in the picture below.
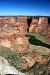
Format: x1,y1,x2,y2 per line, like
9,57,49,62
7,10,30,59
25,34,50,49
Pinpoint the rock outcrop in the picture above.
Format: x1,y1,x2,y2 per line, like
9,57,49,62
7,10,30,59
0,56,25,75
0,16,50,45
0,44,50,75
29,17,50,45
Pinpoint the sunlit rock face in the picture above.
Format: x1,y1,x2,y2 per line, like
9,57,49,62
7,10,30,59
0,56,10,66
0,17,29,50
17,16,28,34
0,39,11,48
29,17,50,44
0,56,25,75
0,16,49,34
0,16,28,35
38,17,48,25
0,56,17,74
0,33,29,50
0,16,50,44
29,17,48,33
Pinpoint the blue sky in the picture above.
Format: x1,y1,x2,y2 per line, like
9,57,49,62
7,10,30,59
0,0,50,16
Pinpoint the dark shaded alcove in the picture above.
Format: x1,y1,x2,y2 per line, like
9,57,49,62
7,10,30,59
48,18,50,24
48,73,50,75
27,17,32,32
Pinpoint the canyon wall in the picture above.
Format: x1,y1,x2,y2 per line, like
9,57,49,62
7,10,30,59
0,16,50,47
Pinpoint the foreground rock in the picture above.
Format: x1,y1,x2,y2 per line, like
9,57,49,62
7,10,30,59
0,44,50,74
0,56,25,75
0,44,50,75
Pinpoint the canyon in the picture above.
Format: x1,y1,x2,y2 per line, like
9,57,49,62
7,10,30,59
0,16,50,75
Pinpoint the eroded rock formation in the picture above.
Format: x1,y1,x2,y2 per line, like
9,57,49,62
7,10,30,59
0,16,50,75
0,16,50,45
29,17,50,44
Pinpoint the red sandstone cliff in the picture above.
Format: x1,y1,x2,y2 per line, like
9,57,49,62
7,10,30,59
0,16,50,45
